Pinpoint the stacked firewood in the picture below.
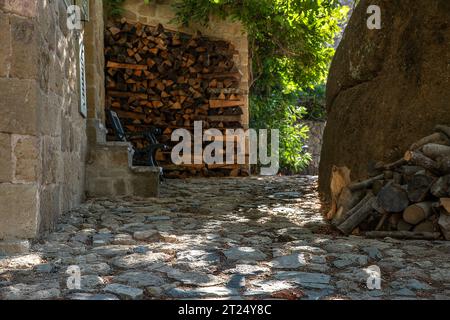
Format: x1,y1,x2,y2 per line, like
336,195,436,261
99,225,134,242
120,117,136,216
330,125,450,240
104,19,248,177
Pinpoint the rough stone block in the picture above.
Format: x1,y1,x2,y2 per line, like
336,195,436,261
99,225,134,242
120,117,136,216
0,183,38,239
0,240,30,255
10,15,38,79
38,184,61,235
12,135,38,182
130,167,160,198
0,78,38,135
0,0,37,17
40,136,60,185
87,178,114,198
113,179,128,195
0,133,12,182
0,13,11,77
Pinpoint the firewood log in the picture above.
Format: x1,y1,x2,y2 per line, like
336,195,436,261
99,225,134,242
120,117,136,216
403,202,434,225
422,143,450,159
377,183,410,213
365,231,441,240
336,187,366,218
430,175,450,198
409,132,449,150
440,198,450,214
406,174,435,202
332,192,374,226
348,174,384,192
337,194,377,235
326,166,351,220
404,151,439,172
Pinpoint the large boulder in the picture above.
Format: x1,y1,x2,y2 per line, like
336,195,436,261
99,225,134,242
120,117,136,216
319,0,450,197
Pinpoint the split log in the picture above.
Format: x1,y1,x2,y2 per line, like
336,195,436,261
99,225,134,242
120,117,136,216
422,143,450,159
336,187,366,218
406,174,435,202
377,183,410,213
372,179,385,195
440,198,450,214
404,151,439,172
410,132,449,150
401,165,426,176
365,231,441,240
337,194,377,235
430,175,450,198
413,220,436,233
332,192,374,226
403,202,434,225
375,212,389,231
326,166,351,220
348,174,384,192
375,159,407,171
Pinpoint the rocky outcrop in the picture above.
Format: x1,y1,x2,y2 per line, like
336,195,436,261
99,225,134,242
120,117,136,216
319,0,450,197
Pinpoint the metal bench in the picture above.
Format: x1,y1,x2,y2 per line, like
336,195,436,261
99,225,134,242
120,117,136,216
107,109,168,179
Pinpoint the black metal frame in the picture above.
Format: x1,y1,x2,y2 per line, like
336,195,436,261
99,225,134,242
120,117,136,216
107,109,169,178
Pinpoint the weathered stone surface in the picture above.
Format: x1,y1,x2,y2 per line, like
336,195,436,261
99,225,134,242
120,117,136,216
166,286,239,298
10,15,38,79
224,247,267,262
0,240,30,255
0,184,38,239
67,293,119,301
0,282,60,300
0,13,11,77
244,280,296,296
0,0,37,17
0,177,449,300
166,269,223,287
81,275,105,290
115,271,165,288
104,284,143,300
0,133,12,182
319,0,450,196
133,230,159,241
0,78,38,135
13,135,38,182
270,254,308,269
111,252,171,269
275,271,331,289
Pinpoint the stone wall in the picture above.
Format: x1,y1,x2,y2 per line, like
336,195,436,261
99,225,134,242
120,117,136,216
118,0,250,128
301,121,326,176
0,0,89,242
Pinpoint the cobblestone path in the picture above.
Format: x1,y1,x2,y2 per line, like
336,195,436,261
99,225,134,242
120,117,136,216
1,176,450,300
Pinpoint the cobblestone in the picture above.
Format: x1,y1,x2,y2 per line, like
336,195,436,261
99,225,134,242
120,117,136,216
1,176,450,300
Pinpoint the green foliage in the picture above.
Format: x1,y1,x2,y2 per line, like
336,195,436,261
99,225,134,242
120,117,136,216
250,91,312,173
297,84,326,121
104,0,126,18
